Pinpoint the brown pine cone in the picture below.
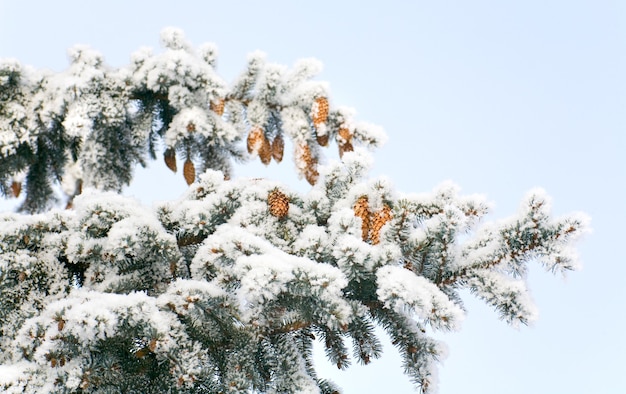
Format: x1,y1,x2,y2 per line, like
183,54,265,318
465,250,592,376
337,127,353,157
10,181,21,198
370,204,393,245
312,97,329,127
304,166,319,186
247,126,264,154
268,189,290,218
339,141,354,158
164,148,177,173
183,158,195,185
297,143,319,185
338,127,351,143
210,98,225,116
316,133,329,147
353,196,370,242
259,134,272,165
272,133,284,163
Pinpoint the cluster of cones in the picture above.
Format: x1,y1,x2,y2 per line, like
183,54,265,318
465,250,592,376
353,196,393,245
162,98,226,186
265,192,393,244
246,97,330,186
164,148,196,186
312,97,354,158
247,127,284,166
160,96,354,187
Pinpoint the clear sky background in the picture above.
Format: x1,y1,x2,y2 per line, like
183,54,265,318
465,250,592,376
1,1,624,393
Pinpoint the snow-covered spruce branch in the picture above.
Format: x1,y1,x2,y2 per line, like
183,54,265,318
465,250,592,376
0,150,588,393
0,27,385,213
0,25,589,394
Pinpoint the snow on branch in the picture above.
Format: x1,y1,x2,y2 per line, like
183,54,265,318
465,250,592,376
0,31,590,394
0,28,386,213
376,265,464,331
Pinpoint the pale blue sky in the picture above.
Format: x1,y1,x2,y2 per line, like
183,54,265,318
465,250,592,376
1,1,624,392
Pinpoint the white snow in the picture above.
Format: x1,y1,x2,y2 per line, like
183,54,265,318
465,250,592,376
0,363,28,385
376,265,464,330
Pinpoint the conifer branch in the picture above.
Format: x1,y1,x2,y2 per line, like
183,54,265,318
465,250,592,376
0,29,588,394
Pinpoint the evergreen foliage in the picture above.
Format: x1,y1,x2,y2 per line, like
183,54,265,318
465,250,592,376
0,28,588,393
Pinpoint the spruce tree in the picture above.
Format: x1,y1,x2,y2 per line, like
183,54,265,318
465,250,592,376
0,28,589,393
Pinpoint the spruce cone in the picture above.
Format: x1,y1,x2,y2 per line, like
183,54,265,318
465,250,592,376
337,127,353,158
297,143,319,185
370,204,393,245
268,189,289,218
272,134,284,163
164,148,177,173
183,158,195,185
316,133,329,147
10,181,21,198
247,126,264,154
210,98,225,116
259,134,272,165
339,141,354,158
353,196,370,242
305,167,319,186
312,97,329,127
338,127,351,142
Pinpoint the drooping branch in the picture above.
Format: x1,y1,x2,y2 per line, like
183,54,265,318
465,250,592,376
0,28,386,213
